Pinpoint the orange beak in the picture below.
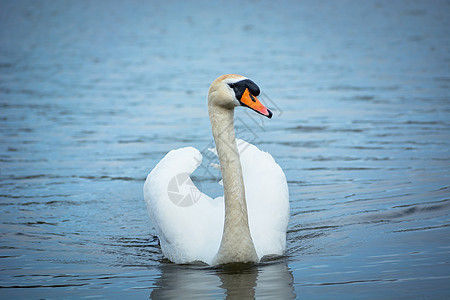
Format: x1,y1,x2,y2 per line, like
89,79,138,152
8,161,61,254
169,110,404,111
239,88,273,118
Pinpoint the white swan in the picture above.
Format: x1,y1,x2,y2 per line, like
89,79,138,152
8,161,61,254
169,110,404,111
144,74,289,265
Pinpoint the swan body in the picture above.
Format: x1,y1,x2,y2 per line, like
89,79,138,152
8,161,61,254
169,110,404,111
144,74,290,265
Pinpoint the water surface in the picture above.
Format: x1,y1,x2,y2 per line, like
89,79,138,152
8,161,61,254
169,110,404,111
1,0,449,298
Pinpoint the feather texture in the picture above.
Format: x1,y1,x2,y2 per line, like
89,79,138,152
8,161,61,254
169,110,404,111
144,139,289,265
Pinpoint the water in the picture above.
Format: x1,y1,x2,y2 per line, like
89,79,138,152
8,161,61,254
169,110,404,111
1,0,449,298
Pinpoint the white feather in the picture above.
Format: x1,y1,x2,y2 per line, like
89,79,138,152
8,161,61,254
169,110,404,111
143,139,289,264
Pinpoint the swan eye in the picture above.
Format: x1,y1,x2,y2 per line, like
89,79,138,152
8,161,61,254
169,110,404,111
228,79,260,101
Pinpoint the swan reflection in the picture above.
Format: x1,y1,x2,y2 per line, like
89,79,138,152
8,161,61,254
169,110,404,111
150,260,295,299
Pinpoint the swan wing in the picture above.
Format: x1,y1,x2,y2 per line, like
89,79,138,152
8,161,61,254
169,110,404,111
143,147,223,264
236,139,290,259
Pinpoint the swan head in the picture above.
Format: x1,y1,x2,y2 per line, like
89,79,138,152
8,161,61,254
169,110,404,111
208,74,273,118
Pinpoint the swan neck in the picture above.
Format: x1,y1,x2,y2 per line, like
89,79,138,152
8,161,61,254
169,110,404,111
208,104,258,264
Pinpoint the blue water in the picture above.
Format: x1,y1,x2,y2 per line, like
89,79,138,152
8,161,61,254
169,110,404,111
1,0,449,298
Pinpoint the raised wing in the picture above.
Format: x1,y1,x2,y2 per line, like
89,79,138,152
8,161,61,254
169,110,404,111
236,139,290,258
143,147,223,264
